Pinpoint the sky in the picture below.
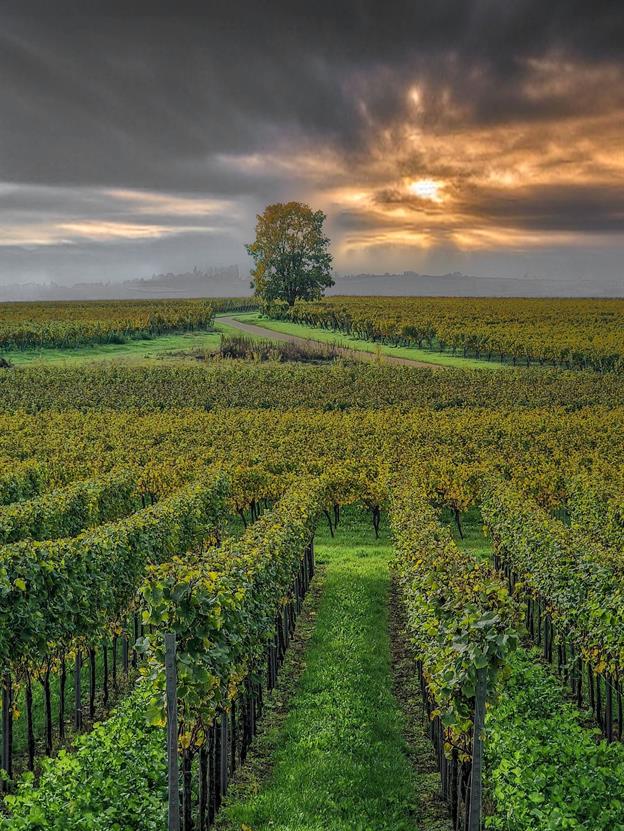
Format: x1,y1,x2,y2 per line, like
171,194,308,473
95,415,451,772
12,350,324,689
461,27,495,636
1,1,623,292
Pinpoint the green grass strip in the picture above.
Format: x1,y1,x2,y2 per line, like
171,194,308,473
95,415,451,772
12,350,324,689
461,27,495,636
219,507,444,831
233,313,503,370
4,329,223,366
2,314,257,367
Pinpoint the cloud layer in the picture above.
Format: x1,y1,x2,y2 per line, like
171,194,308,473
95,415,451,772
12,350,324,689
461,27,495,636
1,1,623,286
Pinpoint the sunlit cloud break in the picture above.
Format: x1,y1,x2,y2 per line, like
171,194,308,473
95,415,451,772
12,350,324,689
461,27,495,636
407,179,445,203
104,190,236,218
0,184,237,247
0,221,218,247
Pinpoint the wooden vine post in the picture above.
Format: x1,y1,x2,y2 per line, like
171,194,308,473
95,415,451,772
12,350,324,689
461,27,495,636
165,633,180,831
469,667,487,831
74,650,82,731
1,671,12,791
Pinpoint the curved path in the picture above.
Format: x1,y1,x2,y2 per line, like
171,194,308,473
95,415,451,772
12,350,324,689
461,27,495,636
219,316,444,369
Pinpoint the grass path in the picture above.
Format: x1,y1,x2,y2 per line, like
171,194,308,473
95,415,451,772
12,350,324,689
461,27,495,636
217,508,449,831
232,313,501,370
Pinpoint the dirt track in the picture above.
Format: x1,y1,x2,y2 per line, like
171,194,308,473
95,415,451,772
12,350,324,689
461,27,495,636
219,316,443,370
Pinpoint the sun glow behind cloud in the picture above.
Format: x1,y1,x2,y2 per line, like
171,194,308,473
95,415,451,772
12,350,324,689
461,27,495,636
1,50,624,267
1,2,624,289
407,179,445,202
316,86,624,259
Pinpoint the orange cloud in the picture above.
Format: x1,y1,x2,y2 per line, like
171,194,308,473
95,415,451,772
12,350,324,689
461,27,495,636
311,75,624,255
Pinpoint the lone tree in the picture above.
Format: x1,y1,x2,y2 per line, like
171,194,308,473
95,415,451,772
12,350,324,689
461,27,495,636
246,201,334,307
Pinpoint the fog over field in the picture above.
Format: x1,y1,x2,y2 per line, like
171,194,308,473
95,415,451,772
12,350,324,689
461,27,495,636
1,269,621,302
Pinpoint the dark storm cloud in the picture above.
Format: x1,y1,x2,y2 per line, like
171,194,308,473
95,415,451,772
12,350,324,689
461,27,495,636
1,0,623,190
462,185,624,234
0,0,623,288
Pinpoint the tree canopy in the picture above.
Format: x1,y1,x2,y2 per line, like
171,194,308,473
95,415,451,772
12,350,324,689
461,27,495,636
246,201,334,307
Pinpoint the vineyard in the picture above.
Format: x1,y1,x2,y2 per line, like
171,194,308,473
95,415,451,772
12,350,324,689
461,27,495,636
274,296,624,371
0,298,257,351
3,362,624,411
0,297,622,830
